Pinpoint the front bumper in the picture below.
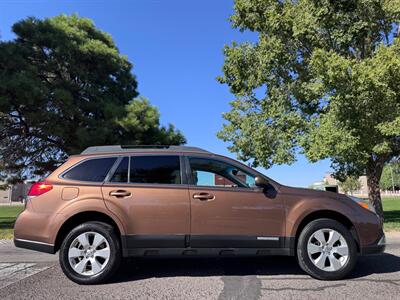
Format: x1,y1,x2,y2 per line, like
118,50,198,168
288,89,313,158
14,238,55,254
360,234,386,255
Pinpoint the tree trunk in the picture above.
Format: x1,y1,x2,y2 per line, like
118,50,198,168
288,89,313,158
366,157,385,220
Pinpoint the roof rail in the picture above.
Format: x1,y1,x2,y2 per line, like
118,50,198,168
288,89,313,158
80,145,210,155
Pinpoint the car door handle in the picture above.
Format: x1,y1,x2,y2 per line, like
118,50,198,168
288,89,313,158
109,190,131,198
193,193,215,201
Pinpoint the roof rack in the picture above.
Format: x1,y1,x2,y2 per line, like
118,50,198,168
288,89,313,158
80,145,210,155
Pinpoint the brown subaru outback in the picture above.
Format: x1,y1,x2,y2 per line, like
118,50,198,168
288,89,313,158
14,145,385,284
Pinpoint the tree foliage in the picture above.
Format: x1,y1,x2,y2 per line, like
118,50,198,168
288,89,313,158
218,0,400,217
338,176,361,195
380,161,400,191
117,96,185,146
0,14,185,183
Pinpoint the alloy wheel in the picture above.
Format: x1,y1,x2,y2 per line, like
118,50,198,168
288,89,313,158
307,228,349,272
68,231,111,276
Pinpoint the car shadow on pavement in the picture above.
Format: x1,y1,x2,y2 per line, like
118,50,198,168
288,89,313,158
109,252,400,284
349,253,400,278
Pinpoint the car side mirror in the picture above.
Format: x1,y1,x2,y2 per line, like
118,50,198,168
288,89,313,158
255,176,269,188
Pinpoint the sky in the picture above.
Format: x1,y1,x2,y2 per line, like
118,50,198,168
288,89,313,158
0,0,332,187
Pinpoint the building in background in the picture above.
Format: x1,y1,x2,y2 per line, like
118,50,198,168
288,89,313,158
323,173,368,195
310,173,399,197
0,181,33,204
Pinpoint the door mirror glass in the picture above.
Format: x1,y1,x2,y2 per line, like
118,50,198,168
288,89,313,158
255,176,269,188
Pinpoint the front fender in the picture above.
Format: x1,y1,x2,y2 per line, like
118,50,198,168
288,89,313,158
285,196,358,238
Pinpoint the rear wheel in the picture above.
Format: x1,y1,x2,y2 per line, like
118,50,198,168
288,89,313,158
59,221,121,284
297,218,357,280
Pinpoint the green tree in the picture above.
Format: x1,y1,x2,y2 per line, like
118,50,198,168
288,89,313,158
380,161,400,191
0,15,185,183
218,0,400,218
117,96,186,145
338,176,362,195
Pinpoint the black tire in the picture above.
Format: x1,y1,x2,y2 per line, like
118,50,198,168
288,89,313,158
59,221,121,284
297,218,357,280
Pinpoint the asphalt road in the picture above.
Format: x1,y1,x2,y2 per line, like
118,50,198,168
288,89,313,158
0,236,399,300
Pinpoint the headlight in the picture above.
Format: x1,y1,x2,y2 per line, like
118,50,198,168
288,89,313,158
348,196,377,214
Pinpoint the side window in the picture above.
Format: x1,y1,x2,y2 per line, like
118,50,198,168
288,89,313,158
130,156,181,184
63,157,116,182
110,157,129,183
189,157,255,188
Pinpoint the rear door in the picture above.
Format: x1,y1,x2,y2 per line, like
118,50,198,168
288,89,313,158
102,154,190,249
187,155,285,248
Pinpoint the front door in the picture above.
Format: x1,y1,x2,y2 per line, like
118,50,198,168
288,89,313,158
187,156,285,248
102,155,190,249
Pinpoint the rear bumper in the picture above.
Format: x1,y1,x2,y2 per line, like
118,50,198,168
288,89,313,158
14,238,55,254
13,205,58,250
360,234,386,255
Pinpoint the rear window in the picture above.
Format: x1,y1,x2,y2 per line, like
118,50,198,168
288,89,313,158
63,157,116,182
130,155,181,184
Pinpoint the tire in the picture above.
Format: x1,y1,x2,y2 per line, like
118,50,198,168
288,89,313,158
59,221,121,284
297,218,357,280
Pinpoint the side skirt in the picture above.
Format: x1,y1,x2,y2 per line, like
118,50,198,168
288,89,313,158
121,235,295,257
123,247,293,257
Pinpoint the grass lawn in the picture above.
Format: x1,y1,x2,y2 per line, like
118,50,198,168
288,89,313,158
0,197,399,240
0,205,24,239
382,197,400,231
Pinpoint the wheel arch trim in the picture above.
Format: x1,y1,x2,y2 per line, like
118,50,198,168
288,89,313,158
290,210,360,252
54,209,125,252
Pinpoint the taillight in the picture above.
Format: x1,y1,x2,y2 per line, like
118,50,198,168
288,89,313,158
28,182,53,197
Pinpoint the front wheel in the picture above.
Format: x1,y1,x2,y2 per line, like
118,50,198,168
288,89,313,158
297,218,358,280
59,221,121,284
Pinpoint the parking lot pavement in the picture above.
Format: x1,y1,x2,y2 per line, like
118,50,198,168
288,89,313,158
0,240,58,264
0,263,51,290
0,236,399,299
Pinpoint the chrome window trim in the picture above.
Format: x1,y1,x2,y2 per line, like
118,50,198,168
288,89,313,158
128,156,131,183
102,182,188,190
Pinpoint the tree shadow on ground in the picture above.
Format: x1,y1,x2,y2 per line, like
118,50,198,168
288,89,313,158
109,252,400,284
384,210,400,222
0,218,15,230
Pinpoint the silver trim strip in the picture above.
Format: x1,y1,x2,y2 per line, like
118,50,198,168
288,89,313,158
15,238,54,246
257,237,279,241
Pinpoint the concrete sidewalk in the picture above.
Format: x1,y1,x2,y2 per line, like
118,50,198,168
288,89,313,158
386,231,400,244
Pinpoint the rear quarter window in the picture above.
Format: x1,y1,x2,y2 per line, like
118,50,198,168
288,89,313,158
62,157,117,182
